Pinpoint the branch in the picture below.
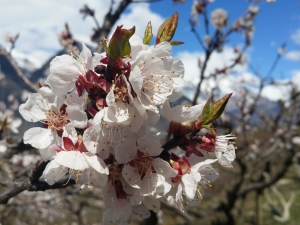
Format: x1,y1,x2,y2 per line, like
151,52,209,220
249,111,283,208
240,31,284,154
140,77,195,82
238,149,295,198
0,161,75,204
0,45,38,93
96,0,132,52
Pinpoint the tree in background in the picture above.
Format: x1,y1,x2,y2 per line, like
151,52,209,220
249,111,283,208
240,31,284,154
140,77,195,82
0,0,299,225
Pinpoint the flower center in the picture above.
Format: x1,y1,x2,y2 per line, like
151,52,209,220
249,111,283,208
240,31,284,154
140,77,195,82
45,109,68,131
109,164,122,183
130,151,154,178
113,76,129,103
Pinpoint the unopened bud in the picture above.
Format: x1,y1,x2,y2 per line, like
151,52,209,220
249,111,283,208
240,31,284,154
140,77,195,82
156,12,178,44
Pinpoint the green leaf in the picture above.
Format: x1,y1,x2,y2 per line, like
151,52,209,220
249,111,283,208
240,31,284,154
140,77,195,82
143,21,153,45
195,98,210,129
170,40,184,46
107,25,135,64
196,93,232,127
207,93,232,123
100,38,109,52
156,12,178,44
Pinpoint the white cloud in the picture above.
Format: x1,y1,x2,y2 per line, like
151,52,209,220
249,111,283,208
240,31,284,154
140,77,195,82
176,47,248,84
261,70,300,102
0,0,164,65
113,3,165,38
261,84,291,102
291,29,300,45
291,70,300,89
284,51,300,62
176,47,250,100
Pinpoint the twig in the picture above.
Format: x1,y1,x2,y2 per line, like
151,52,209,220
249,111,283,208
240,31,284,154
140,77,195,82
0,161,76,204
0,45,38,93
96,0,132,53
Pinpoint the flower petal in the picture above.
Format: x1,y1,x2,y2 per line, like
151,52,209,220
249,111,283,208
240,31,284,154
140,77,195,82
66,104,87,129
55,151,89,171
122,164,142,189
115,139,137,164
83,152,109,175
24,127,53,149
152,158,177,178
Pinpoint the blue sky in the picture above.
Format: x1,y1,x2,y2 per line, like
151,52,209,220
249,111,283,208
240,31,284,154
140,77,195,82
147,0,300,80
0,0,299,101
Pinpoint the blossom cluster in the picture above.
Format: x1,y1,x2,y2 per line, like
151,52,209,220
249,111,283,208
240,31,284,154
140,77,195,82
19,16,236,224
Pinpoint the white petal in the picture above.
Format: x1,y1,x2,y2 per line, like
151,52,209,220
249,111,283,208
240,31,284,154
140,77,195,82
140,173,160,196
103,101,134,125
137,137,162,156
46,75,75,95
216,153,233,168
83,152,109,174
132,205,151,219
122,164,142,189
37,86,65,109
103,199,132,225
62,123,78,144
142,196,161,213
129,66,143,97
42,160,68,185
153,42,172,54
175,183,184,212
102,182,117,208
191,159,218,172
10,118,22,133
168,77,183,102
182,173,198,201
19,93,45,122
66,104,87,129
82,126,98,154
80,43,93,70
24,128,53,149
199,165,219,182
39,146,56,161
152,158,177,178
55,151,89,171
0,141,7,153
115,139,137,164
161,100,204,123
153,177,172,198
130,190,144,206
49,55,79,83
79,167,108,188
106,85,116,107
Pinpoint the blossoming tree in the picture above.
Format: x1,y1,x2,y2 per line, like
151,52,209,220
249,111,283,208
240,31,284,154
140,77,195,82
1,0,299,225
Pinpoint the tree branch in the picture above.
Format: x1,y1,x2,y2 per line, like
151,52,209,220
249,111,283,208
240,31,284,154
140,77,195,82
0,161,75,204
0,45,38,93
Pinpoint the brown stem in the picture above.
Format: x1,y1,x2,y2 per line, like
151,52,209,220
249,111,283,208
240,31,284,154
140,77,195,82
0,45,38,93
96,0,132,53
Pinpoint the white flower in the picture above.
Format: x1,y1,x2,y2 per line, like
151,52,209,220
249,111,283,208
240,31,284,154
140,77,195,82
170,155,218,211
132,41,184,105
19,86,87,149
0,140,7,153
114,137,177,196
215,134,236,167
211,8,228,30
248,6,259,14
42,125,109,188
0,109,22,134
46,43,93,95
